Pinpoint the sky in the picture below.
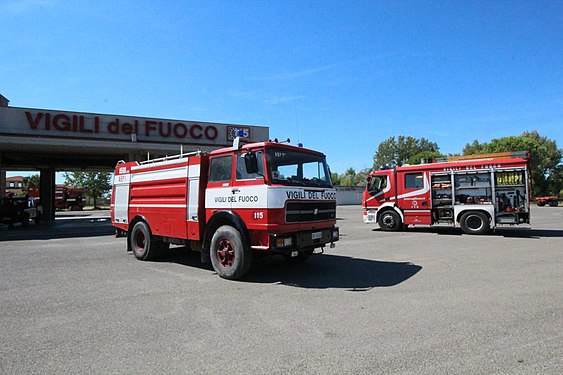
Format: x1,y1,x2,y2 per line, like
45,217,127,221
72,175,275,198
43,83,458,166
1,0,561,176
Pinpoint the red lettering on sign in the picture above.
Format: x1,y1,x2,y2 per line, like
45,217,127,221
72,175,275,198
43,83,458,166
174,123,188,138
190,124,202,139
121,122,133,135
23,111,224,141
108,119,120,134
53,114,71,131
158,122,171,137
25,112,42,130
205,126,218,140
145,120,156,136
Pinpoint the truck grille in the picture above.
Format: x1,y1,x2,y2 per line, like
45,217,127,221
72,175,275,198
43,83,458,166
285,201,336,223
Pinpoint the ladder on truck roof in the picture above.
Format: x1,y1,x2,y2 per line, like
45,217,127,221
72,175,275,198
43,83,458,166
139,150,202,165
447,151,529,162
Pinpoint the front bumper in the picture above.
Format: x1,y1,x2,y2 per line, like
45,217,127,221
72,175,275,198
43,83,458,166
363,209,378,224
270,226,339,252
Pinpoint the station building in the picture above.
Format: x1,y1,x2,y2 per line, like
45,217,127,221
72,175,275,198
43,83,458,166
0,94,269,221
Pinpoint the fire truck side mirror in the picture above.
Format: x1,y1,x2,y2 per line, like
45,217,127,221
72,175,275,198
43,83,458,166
244,152,259,174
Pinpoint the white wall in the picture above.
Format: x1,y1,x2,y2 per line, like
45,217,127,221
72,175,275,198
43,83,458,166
335,186,364,205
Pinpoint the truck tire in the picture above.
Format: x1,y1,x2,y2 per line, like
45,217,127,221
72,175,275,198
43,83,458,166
210,225,252,280
130,221,163,261
460,211,490,235
378,210,402,231
21,213,30,227
548,199,558,207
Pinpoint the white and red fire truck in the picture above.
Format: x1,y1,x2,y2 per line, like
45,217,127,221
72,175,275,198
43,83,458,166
363,152,531,235
111,139,339,280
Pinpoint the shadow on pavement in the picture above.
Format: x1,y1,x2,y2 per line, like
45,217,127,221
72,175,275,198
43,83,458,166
0,218,114,241
162,249,422,290
494,228,563,239
373,226,563,238
246,254,422,290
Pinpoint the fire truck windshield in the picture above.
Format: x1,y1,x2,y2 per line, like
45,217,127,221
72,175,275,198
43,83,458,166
266,147,332,187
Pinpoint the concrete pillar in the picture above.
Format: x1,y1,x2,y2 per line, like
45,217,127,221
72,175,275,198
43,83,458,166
0,153,5,197
40,168,56,221
0,168,5,197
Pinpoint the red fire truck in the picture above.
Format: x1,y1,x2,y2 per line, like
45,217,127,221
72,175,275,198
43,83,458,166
363,152,531,235
55,185,86,211
111,139,339,280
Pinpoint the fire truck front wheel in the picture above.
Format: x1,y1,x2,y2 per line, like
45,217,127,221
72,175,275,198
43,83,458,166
130,221,165,261
459,211,490,235
378,210,402,231
210,225,252,280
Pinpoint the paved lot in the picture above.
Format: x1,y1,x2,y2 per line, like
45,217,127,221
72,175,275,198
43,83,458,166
1,206,562,374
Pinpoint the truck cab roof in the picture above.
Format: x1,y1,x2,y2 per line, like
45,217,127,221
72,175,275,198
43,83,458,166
209,141,326,158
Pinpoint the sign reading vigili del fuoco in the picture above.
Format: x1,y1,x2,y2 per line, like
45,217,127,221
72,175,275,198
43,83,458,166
0,107,268,146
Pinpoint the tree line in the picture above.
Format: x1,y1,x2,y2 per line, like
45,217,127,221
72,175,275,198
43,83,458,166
333,130,562,197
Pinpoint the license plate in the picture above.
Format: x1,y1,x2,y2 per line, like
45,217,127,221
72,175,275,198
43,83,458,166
312,231,322,240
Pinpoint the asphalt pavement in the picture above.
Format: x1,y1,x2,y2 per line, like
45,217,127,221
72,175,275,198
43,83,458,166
0,206,562,374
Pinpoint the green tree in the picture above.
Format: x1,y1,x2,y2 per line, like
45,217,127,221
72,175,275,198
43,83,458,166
23,174,40,191
547,164,563,196
373,136,440,168
407,151,445,165
339,167,357,187
463,131,562,196
332,168,371,187
330,172,341,186
353,168,371,186
462,140,487,155
64,172,112,208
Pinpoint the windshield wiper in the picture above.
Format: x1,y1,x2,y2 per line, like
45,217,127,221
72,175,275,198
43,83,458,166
286,177,306,186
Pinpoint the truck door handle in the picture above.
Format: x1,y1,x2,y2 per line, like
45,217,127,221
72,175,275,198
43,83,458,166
232,188,240,194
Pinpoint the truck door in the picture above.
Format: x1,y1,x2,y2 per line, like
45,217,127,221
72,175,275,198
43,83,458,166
232,150,267,224
113,173,131,224
365,171,393,207
205,151,266,225
206,155,234,214
396,171,432,225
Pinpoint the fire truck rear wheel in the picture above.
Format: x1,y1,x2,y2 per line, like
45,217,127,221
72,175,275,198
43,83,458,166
210,225,252,280
378,210,402,231
460,211,490,235
130,221,163,261
548,199,558,207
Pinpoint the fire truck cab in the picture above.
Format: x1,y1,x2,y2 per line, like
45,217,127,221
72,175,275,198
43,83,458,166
111,139,339,280
363,152,531,235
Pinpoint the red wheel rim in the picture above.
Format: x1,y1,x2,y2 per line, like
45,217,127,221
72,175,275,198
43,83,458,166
134,230,146,253
216,239,235,268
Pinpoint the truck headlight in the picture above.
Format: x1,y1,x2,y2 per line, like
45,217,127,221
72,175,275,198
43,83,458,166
332,227,339,241
275,237,293,248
